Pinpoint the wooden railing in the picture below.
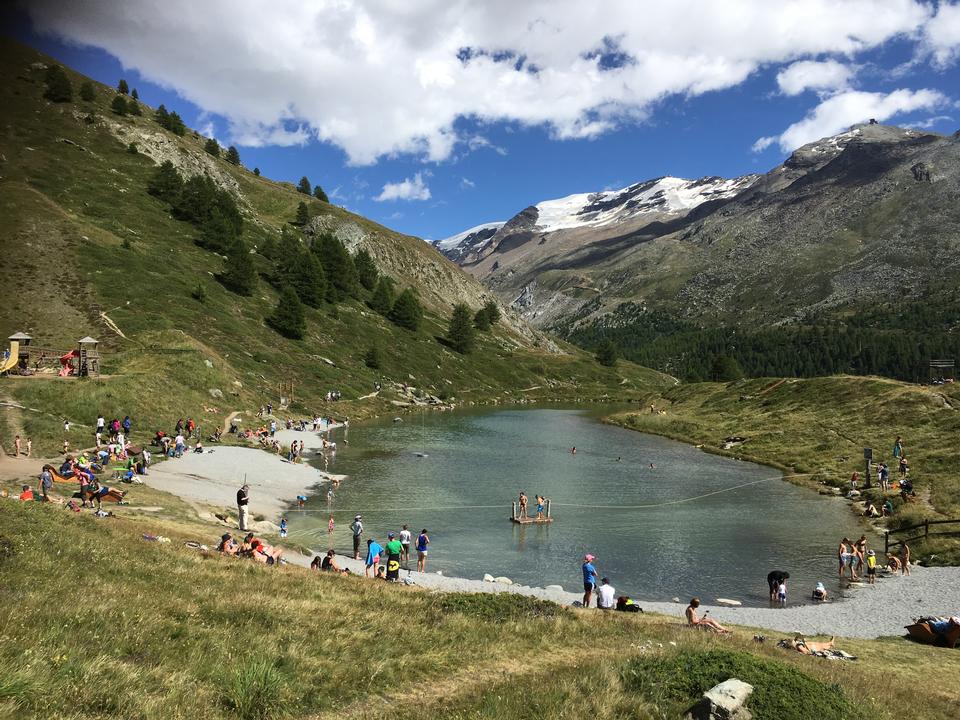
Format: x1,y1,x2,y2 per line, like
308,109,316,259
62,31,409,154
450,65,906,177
884,519,960,553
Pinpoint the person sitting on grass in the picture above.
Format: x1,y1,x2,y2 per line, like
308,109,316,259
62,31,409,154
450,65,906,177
685,598,731,633
782,634,835,654
864,502,880,518
312,549,348,573
217,533,239,556
242,533,283,565
19,484,34,501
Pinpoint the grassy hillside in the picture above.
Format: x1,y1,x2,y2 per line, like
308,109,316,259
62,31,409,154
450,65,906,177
2,499,958,720
612,376,960,562
0,39,668,454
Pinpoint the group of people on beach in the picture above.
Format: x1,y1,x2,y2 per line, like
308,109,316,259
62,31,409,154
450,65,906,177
217,531,284,565
349,515,431,578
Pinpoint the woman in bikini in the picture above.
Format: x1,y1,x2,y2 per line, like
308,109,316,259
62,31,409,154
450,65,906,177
685,598,731,633
784,635,835,654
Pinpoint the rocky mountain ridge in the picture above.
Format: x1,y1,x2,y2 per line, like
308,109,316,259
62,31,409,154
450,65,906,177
438,123,960,334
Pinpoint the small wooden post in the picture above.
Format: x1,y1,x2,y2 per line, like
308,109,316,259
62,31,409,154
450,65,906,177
511,502,517,521
884,531,889,554
546,498,552,519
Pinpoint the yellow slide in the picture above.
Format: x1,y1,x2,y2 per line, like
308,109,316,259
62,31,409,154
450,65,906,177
0,340,19,374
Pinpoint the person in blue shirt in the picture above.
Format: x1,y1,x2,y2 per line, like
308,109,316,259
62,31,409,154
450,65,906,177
416,529,430,572
582,553,598,607
365,537,383,578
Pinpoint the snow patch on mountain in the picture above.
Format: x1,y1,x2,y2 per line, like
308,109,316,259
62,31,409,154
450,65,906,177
436,221,506,250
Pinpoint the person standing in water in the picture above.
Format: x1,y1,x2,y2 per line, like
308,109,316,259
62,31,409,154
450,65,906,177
416,529,430,572
582,554,598,607
399,524,412,565
350,515,364,559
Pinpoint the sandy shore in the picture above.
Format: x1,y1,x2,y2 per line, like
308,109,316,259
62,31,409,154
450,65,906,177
145,422,345,519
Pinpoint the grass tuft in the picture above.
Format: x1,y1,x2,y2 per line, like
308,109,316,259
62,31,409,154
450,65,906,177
222,658,288,720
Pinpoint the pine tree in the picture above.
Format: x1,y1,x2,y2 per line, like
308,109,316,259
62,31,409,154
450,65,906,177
267,286,306,339
314,232,358,301
295,201,309,226
43,65,73,102
128,100,142,116
155,104,170,127
389,288,423,331
131,88,139,100
147,160,183,201
219,238,257,296
253,167,261,177
204,138,220,157
117,79,129,95
474,301,501,331
168,111,186,136
297,176,311,195
111,95,127,115
354,248,378,290
447,303,476,354
225,146,241,165
79,81,95,102
709,355,744,382
275,231,325,308
313,184,329,202
595,340,618,367
364,345,382,369
368,276,395,315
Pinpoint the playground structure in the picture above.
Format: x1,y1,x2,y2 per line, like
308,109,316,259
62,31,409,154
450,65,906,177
1,332,102,377
929,359,955,384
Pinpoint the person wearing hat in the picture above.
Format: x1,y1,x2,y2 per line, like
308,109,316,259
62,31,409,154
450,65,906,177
237,484,250,531
385,531,403,581
866,549,878,584
350,515,364,559
582,554,598,607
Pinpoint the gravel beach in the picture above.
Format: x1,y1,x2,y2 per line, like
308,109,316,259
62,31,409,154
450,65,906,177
145,423,344,519
283,550,960,640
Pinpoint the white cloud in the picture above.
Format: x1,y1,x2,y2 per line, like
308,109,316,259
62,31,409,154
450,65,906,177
760,88,948,152
25,0,936,164
375,173,432,201
460,177,475,189
776,59,854,96
904,114,954,129
924,1,960,67
751,136,776,153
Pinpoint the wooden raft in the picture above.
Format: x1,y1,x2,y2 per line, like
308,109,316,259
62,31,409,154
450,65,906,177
510,500,554,524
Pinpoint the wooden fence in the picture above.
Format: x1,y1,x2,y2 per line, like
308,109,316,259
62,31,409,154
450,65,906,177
884,518,960,553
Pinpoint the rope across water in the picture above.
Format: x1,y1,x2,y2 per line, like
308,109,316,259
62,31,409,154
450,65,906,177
284,472,818,537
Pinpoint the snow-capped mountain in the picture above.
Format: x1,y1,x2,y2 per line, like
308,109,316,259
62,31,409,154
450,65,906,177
436,174,758,263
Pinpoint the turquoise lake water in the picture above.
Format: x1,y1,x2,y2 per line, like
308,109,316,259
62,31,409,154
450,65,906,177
289,406,877,605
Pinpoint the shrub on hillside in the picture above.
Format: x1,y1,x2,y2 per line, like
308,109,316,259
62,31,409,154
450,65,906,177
622,649,867,720
111,95,127,115
596,339,618,367
225,145,241,165
313,184,328,202
79,81,95,102
474,300,501,331
436,593,566,621
297,176,311,195
43,65,72,103
204,137,220,157
364,345,382,369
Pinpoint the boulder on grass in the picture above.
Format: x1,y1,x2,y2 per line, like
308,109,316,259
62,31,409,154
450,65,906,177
685,678,754,720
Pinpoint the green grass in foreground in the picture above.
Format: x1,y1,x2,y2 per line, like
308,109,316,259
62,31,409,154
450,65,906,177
3,500,959,720
612,375,960,562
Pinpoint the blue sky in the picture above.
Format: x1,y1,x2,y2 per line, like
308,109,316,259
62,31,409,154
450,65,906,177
7,1,960,240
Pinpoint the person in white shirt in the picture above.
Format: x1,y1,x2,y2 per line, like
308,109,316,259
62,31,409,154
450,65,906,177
399,524,412,564
597,577,616,610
